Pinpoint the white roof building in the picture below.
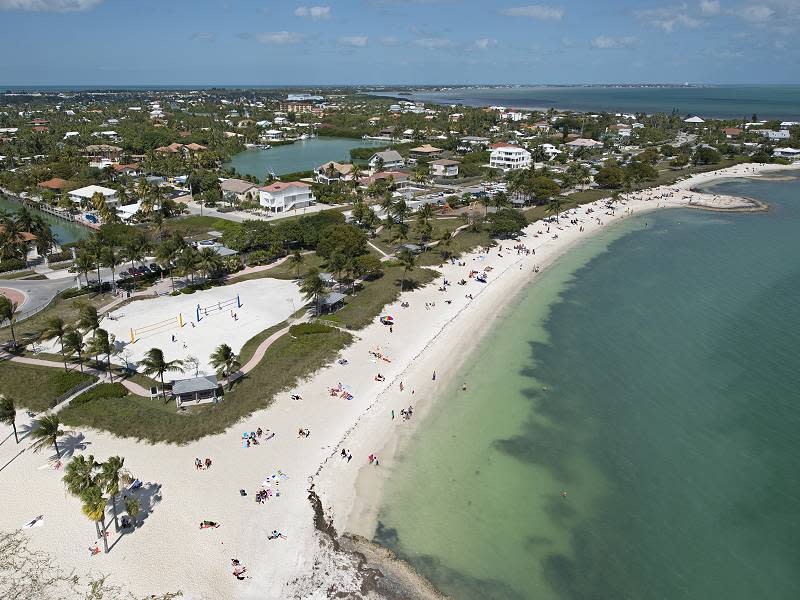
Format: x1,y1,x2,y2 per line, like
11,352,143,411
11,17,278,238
69,184,119,206
490,146,532,171
684,116,705,124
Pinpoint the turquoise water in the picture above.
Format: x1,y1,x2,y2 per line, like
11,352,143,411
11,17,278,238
0,195,89,244
376,85,800,119
375,174,800,599
224,137,386,179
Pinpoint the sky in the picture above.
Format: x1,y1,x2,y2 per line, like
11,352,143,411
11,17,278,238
0,0,798,86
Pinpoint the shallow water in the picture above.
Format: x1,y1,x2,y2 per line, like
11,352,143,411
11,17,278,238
224,137,386,179
0,196,89,245
374,175,800,599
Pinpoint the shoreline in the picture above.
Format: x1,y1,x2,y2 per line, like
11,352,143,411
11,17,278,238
0,162,796,600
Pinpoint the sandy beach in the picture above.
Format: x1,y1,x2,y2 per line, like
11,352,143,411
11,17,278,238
0,162,796,599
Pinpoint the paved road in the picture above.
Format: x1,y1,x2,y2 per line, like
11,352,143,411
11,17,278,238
0,277,76,319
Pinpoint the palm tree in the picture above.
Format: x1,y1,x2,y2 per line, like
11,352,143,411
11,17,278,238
77,304,101,364
62,328,86,373
124,235,150,285
289,251,305,278
63,454,98,497
176,247,199,284
86,328,114,382
0,394,18,444
40,316,69,372
155,241,179,292
139,348,184,401
30,415,65,459
196,247,223,281
124,496,140,529
300,268,327,314
98,456,126,532
0,295,18,349
546,196,565,223
101,245,122,292
437,230,454,261
210,344,241,391
81,485,109,553
398,248,416,291
74,251,94,289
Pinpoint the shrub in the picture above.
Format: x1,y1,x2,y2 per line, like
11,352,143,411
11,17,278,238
47,250,73,263
0,258,27,273
180,287,196,294
290,322,335,336
53,371,92,396
70,383,128,407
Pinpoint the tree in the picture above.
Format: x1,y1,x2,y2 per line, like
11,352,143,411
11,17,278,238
397,248,416,291
155,238,182,292
81,485,109,553
529,176,561,202
62,328,86,373
101,245,122,292
0,394,18,444
30,415,65,459
692,147,721,165
316,224,368,261
595,164,625,189
210,344,241,391
63,454,98,498
289,250,305,278
176,247,200,284
353,253,383,281
124,496,141,529
40,317,69,372
139,348,184,401
0,295,18,349
86,328,114,382
98,456,127,532
196,247,223,281
487,208,528,237
670,153,690,169
124,234,150,285
300,268,327,313
74,251,95,289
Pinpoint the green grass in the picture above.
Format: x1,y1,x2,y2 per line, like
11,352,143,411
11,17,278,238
160,215,235,238
233,253,325,282
0,362,96,411
0,270,37,280
58,326,352,444
321,264,437,330
0,291,115,345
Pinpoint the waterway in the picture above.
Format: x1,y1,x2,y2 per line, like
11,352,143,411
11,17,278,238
0,195,89,245
373,174,800,599
224,137,386,180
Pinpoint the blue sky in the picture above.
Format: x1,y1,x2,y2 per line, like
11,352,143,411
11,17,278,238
0,0,798,85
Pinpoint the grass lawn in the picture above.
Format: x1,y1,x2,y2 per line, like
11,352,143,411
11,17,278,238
0,361,96,411
321,264,437,330
159,215,236,239
0,290,115,345
58,325,352,444
233,253,325,283
0,270,37,280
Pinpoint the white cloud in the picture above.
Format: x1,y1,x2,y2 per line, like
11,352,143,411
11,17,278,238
736,4,775,22
473,38,497,49
294,5,331,19
413,37,455,48
255,31,305,44
0,0,102,10
190,32,216,42
699,0,721,14
635,6,701,31
500,5,564,20
338,35,368,47
379,36,399,45
590,35,638,48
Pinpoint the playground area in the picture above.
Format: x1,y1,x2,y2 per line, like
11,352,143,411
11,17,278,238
99,278,303,377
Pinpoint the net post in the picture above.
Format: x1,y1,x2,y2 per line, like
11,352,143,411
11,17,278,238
179,313,184,328
130,328,134,344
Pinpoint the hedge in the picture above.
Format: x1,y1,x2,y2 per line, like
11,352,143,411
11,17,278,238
70,383,128,407
290,322,335,336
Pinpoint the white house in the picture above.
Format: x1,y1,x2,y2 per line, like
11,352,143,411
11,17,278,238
429,159,460,178
263,129,283,141
69,184,119,207
258,181,315,213
368,150,404,171
755,129,790,140
773,147,800,160
538,143,561,159
489,146,531,171
684,116,705,124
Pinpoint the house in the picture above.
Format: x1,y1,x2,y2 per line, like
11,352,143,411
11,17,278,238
315,161,354,184
111,163,141,177
538,144,561,159
489,146,532,171
84,144,122,159
0,224,36,254
220,178,257,203
63,131,80,140
319,292,346,314
172,375,221,407
780,121,799,130
69,184,119,207
359,171,411,189
684,116,705,124
37,177,71,193
566,138,604,150
263,129,283,141
723,128,743,139
755,129,790,140
460,136,490,147
430,159,460,178
408,144,443,159
368,150,404,171
156,142,207,155
773,147,800,160
258,181,315,213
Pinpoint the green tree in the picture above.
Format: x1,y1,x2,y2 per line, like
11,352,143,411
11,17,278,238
300,268,327,313
209,344,241,391
595,164,625,189
63,454,99,497
0,295,18,349
0,394,18,444
139,348,184,401
397,248,416,291
289,250,305,278
196,247,224,280
98,456,127,532
30,415,66,459
124,496,141,529
62,328,86,373
353,253,383,281
40,316,69,372
86,328,115,382
81,485,109,553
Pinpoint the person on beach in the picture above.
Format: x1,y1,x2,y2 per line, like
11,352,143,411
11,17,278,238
205,458,212,469
347,453,352,462
432,371,436,380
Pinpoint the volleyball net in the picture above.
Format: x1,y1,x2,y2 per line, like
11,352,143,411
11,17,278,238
130,313,184,343
196,295,242,322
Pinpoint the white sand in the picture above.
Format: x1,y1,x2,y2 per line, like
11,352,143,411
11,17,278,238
36,278,302,375
0,163,796,599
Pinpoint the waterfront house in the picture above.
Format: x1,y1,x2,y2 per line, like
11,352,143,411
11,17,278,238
489,145,532,171
156,142,207,156
368,150,404,171
69,184,119,207
220,178,257,204
358,171,411,189
258,181,315,213
773,147,800,160
430,159,460,178
37,177,71,193
315,161,354,184
263,129,284,141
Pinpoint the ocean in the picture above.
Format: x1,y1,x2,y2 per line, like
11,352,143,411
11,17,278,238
372,174,800,599
374,85,800,120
